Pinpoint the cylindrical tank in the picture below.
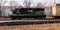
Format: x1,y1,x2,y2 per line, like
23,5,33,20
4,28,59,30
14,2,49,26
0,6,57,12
51,3,57,16
56,4,60,16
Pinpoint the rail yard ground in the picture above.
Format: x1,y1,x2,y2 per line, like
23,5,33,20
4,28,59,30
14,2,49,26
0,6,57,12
0,23,60,30
0,18,60,30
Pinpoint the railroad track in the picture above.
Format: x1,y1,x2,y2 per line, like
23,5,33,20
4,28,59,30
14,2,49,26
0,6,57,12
0,20,60,26
0,17,60,26
0,17,59,20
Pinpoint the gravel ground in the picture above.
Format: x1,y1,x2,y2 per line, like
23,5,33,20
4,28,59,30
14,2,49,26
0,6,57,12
0,23,60,30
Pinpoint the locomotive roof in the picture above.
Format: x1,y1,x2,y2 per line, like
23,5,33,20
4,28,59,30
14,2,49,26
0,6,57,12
15,8,44,9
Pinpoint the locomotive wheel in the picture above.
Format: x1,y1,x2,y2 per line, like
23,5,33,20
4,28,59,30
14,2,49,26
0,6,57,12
12,18,15,20
34,17,37,19
19,18,22,20
42,17,46,19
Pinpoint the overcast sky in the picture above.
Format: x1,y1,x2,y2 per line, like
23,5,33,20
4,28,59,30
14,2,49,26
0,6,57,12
9,0,60,4
6,0,60,3
4,0,60,6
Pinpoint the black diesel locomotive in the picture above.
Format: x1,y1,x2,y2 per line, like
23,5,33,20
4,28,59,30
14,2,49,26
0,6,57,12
9,8,46,19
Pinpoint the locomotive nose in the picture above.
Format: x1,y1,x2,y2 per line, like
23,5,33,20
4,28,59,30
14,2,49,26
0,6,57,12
9,11,13,15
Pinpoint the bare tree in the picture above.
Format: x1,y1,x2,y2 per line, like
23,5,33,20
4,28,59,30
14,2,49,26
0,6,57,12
0,0,5,17
36,3,44,8
9,1,18,10
23,0,31,8
1,0,7,16
0,0,2,17
0,0,18,16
